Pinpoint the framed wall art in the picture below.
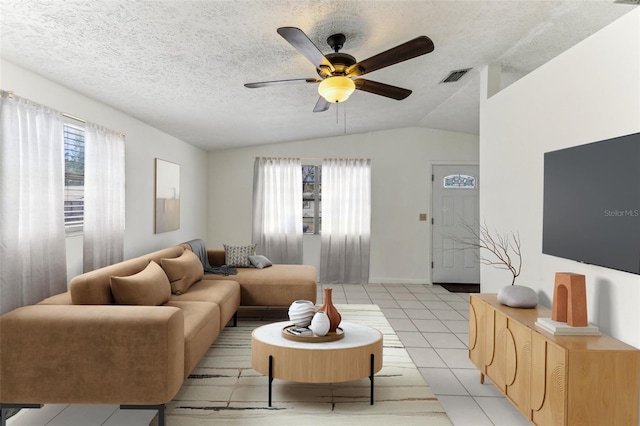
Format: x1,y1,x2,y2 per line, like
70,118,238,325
155,158,180,233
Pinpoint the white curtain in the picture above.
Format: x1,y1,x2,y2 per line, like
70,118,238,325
0,91,67,314
252,157,303,264
320,158,371,284
83,124,125,272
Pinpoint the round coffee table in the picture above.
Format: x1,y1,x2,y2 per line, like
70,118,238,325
251,321,383,406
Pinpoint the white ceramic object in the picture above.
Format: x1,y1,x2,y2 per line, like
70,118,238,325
309,311,331,337
497,285,539,308
288,300,316,327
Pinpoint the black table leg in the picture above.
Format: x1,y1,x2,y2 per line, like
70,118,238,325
370,353,375,405
266,353,375,407
268,355,273,407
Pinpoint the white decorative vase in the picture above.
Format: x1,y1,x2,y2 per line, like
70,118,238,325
309,311,330,336
288,300,316,327
497,285,539,308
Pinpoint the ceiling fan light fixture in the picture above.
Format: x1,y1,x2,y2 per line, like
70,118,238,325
318,76,355,103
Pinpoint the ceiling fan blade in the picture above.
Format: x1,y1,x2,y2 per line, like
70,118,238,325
245,78,321,88
277,27,335,72
354,79,412,100
347,36,434,77
313,97,331,113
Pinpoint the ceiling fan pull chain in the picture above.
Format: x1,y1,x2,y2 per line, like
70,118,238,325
344,102,347,134
336,102,339,124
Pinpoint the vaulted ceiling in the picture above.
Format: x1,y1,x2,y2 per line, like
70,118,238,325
1,1,635,150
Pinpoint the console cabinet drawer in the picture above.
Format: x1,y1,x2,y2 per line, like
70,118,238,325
530,332,566,425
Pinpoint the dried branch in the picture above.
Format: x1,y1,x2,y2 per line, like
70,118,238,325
456,219,522,285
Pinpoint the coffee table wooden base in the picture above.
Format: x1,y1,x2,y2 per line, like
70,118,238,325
251,321,383,407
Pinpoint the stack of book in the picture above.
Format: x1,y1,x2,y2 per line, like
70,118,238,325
535,317,600,335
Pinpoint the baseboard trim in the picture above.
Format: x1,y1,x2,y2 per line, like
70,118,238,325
368,278,430,285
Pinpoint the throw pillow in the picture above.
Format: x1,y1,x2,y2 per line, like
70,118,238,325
248,254,273,269
224,243,256,268
161,250,204,295
110,261,171,306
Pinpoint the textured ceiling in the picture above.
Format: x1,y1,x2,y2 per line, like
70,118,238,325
1,1,635,150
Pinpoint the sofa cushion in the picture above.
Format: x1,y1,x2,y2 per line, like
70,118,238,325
0,304,184,405
71,257,149,305
145,245,184,265
70,246,185,305
164,301,220,378
249,254,272,269
38,292,73,305
223,244,256,267
161,250,204,295
170,280,241,331
110,261,172,306
201,264,317,306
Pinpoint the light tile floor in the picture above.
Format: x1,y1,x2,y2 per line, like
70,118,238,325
323,283,530,426
7,284,530,426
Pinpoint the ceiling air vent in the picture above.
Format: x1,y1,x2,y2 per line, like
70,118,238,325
614,0,640,4
440,68,472,83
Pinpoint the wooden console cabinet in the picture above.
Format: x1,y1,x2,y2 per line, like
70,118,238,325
469,294,639,426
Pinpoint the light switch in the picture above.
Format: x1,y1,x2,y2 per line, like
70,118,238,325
419,213,428,221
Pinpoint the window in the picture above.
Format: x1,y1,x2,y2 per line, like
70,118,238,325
302,165,321,234
443,174,476,189
64,123,85,233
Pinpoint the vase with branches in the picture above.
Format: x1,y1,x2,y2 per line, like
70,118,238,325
456,219,537,308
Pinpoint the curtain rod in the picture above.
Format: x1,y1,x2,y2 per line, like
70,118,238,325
253,156,322,159
2,89,125,138
3,89,85,123
63,112,86,123
63,113,126,138
254,156,373,160
301,157,373,161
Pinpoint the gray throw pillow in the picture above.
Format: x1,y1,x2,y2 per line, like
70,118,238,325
249,255,273,269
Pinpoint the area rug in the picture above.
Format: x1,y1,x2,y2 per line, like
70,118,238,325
159,304,452,425
438,283,480,293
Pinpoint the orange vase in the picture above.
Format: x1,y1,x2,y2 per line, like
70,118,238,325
318,288,342,333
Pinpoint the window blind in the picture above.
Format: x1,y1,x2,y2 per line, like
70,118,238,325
64,124,85,231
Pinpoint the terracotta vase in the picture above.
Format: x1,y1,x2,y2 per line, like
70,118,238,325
318,288,341,332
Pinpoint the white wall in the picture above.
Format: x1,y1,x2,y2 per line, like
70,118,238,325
479,9,640,348
1,60,209,283
207,127,479,284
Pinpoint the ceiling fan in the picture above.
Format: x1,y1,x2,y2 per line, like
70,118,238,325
245,27,435,112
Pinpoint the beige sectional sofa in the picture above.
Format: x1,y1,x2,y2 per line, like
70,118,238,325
198,246,317,306
0,243,317,426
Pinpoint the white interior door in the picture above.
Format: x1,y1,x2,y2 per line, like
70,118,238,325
431,164,480,284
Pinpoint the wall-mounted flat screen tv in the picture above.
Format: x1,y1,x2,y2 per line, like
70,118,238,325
542,132,640,275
